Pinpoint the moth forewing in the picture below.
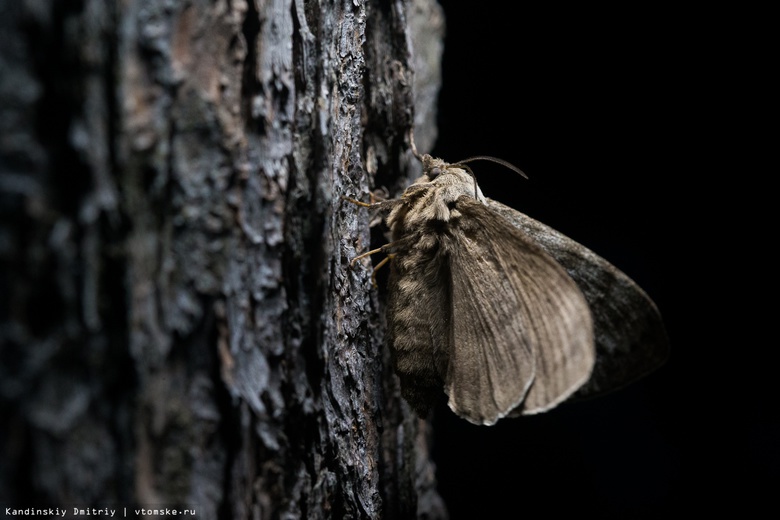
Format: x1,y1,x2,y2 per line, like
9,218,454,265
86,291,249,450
446,198,595,424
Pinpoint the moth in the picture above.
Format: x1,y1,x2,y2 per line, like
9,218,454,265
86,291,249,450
347,150,669,426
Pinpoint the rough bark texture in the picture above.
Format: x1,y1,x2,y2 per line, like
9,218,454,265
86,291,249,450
0,0,445,518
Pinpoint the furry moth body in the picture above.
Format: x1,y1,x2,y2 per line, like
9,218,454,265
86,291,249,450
350,154,668,426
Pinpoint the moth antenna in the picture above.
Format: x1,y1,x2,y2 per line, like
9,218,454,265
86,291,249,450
454,156,529,180
408,128,424,162
453,163,479,198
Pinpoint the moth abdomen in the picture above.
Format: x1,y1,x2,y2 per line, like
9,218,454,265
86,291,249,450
385,237,452,416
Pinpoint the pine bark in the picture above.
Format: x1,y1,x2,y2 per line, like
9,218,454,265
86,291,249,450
0,0,446,518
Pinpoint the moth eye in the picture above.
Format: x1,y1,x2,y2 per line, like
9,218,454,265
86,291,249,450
429,167,442,179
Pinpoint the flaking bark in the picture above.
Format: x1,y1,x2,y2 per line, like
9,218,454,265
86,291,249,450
0,0,446,518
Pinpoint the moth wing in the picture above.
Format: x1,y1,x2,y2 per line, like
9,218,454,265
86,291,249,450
445,197,595,425
486,198,669,398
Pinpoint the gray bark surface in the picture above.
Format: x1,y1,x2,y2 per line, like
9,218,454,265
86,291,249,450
0,0,446,518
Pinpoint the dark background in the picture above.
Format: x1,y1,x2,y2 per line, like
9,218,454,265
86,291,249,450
429,3,772,518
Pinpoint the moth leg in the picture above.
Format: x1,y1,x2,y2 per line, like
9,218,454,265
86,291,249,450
340,186,388,206
349,233,415,269
342,196,374,208
370,187,390,203
370,254,395,287
349,248,395,287
341,195,401,213
350,246,385,268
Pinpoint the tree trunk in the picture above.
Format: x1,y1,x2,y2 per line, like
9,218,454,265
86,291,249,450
0,0,446,518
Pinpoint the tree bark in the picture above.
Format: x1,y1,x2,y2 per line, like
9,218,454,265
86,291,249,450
0,0,446,518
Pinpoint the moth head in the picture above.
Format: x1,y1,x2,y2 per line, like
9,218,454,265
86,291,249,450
420,154,447,180
407,129,526,208
418,154,487,203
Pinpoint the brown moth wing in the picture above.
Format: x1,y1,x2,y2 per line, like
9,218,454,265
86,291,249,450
486,198,669,398
446,197,595,425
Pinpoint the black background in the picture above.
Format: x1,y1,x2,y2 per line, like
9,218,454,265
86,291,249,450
428,3,773,518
